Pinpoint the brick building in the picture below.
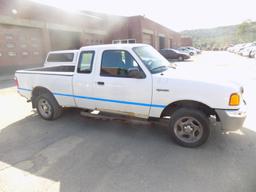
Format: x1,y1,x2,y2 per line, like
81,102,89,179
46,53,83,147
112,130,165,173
0,0,192,75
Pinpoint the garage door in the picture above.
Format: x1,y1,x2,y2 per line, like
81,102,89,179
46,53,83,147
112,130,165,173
143,33,153,46
0,25,44,75
49,30,81,51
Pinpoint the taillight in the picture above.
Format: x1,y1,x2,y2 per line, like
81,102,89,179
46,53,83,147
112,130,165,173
14,77,19,88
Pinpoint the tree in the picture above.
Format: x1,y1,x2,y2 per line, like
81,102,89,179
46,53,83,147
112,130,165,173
236,20,256,43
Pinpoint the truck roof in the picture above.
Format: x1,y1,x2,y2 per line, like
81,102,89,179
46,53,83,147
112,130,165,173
47,50,79,54
80,43,149,50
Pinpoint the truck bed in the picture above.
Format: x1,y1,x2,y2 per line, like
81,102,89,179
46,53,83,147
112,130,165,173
16,65,75,76
16,65,76,107
29,65,75,72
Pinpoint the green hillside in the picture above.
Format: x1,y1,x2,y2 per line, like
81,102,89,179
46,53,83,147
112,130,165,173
181,20,256,49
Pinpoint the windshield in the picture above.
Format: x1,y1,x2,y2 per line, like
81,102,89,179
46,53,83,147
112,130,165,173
133,46,172,74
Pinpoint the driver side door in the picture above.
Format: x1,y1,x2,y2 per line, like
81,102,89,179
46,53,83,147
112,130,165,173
93,50,152,118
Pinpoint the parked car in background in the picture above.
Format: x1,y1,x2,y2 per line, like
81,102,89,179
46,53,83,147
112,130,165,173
241,46,256,57
185,47,202,54
237,43,253,56
229,43,246,54
160,48,190,61
239,46,252,57
250,47,256,58
227,42,256,58
177,47,197,56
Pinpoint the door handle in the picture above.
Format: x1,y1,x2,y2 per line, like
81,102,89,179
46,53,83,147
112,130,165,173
97,81,104,85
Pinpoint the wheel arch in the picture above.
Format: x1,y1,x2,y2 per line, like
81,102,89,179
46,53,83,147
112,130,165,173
160,100,220,121
31,86,54,108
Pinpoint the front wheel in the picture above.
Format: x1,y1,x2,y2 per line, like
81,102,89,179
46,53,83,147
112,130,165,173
169,108,210,147
35,93,63,120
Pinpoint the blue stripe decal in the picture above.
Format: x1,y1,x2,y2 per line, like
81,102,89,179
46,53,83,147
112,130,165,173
18,88,165,108
18,88,32,92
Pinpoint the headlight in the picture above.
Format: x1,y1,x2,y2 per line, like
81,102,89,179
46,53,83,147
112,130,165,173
229,93,240,106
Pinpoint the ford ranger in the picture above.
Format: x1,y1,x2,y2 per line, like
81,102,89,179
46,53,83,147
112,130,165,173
15,44,247,147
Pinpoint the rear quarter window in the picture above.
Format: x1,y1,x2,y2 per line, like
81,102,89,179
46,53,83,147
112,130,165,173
47,53,74,62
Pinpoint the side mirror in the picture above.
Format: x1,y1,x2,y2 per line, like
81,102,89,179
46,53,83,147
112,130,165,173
128,68,145,79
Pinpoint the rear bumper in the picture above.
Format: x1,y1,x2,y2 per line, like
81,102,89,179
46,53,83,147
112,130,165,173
215,103,247,131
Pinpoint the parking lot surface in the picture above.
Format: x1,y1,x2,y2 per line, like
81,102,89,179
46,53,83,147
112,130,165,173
0,51,256,192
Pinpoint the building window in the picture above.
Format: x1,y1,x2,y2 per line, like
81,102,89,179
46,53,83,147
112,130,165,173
21,44,27,48
112,39,136,44
31,37,39,41
112,40,120,44
128,39,136,43
31,43,39,48
22,52,29,56
20,36,26,41
5,34,14,40
33,51,39,55
8,52,16,56
6,43,15,48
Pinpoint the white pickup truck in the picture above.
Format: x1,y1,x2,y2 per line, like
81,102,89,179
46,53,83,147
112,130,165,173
15,44,247,147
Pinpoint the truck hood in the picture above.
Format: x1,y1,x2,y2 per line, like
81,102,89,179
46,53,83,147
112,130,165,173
157,67,242,91
152,67,243,110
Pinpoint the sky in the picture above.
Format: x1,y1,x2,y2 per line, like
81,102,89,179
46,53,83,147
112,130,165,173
32,0,256,31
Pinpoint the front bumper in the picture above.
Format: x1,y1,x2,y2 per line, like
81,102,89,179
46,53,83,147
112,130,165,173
215,103,247,131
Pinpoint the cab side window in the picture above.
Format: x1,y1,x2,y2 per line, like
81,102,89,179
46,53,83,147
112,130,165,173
47,53,74,62
77,51,94,73
101,50,144,78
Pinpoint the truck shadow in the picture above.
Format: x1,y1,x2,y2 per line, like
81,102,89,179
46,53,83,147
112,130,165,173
0,109,256,192
0,80,15,89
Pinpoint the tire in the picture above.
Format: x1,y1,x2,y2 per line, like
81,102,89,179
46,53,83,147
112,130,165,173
189,52,194,56
35,93,62,120
169,108,210,147
178,56,184,61
249,51,254,58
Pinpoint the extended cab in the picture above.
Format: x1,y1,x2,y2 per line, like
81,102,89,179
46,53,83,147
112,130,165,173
15,44,247,147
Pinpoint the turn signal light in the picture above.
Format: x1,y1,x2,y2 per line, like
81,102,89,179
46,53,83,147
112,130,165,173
229,93,240,106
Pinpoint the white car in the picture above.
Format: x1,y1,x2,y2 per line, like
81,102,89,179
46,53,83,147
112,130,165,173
251,47,256,58
15,44,247,147
185,47,202,54
177,47,197,56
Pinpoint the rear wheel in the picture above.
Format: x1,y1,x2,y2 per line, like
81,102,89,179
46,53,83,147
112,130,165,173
249,51,254,58
169,108,210,147
35,93,62,120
